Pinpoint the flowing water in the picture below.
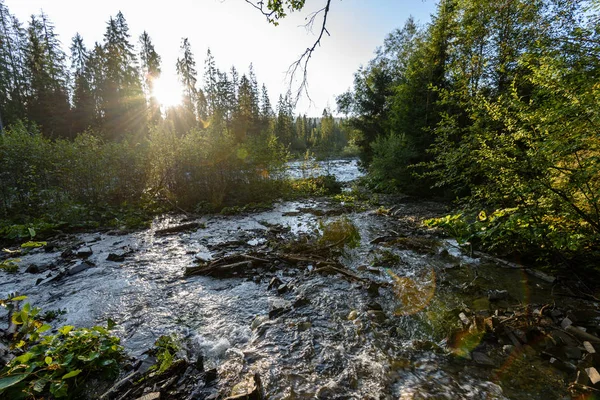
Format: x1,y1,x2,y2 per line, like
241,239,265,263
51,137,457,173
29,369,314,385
0,160,572,399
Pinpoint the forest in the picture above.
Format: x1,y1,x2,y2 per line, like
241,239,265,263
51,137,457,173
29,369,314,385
0,3,356,237
1,0,600,399
337,0,600,268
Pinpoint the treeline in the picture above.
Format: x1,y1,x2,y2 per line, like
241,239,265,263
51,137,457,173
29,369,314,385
0,1,352,153
340,0,600,262
0,3,354,233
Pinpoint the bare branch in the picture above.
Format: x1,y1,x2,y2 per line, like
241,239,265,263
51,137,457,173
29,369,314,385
244,0,277,22
286,0,332,105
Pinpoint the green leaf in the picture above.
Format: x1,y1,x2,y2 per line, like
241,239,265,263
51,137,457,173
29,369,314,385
15,352,33,363
93,326,109,335
27,227,36,238
37,324,52,333
21,241,47,249
107,318,117,330
58,326,74,335
0,374,29,390
45,356,53,365
61,369,81,380
10,295,27,302
78,352,99,362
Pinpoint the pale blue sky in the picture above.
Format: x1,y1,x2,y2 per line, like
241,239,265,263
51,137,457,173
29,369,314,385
5,0,438,116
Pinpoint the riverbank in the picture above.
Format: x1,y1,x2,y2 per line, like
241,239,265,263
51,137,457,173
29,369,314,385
1,166,600,399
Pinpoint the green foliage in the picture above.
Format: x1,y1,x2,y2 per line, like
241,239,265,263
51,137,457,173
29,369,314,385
0,258,19,273
150,335,180,375
319,217,361,249
0,297,124,399
369,133,420,193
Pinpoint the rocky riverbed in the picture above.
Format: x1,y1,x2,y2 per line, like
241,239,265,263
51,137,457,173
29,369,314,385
1,161,599,399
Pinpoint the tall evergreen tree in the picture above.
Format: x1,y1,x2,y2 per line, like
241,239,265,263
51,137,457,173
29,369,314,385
101,11,145,139
70,33,95,134
139,31,162,124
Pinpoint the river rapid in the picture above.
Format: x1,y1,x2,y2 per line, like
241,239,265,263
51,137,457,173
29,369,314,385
0,159,584,399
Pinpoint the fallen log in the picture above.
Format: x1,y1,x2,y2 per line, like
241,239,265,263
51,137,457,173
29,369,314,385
155,222,201,236
185,261,253,277
565,326,600,344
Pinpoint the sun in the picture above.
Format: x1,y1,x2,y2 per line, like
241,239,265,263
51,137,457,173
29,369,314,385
152,75,183,108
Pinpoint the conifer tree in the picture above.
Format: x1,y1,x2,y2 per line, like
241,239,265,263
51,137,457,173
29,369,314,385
70,33,95,134
139,31,162,124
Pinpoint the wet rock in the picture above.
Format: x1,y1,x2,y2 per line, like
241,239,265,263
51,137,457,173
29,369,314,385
36,271,64,285
292,296,310,308
67,260,95,276
60,248,74,259
367,282,380,297
576,369,590,385
488,289,509,301
366,302,383,312
561,317,573,329
277,283,289,294
267,276,283,290
472,352,495,367
347,310,359,321
106,253,125,262
25,261,54,274
204,368,218,385
76,247,93,258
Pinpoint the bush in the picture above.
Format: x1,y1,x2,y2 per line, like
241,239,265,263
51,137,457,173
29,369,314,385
0,296,124,399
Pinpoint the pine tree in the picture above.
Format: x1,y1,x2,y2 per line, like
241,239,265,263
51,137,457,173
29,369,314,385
70,33,95,134
203,48,218,116
176,38,198,119
25,14,70,137
0,3,27,127
139,31,162,124
101,11,145,139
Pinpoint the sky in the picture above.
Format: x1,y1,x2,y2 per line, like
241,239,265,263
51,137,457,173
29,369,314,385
5,0,439,116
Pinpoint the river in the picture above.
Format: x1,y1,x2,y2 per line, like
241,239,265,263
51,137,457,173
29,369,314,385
0,159,583,399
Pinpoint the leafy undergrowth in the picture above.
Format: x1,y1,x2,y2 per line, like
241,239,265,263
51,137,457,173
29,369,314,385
0,296,125,399
425,207,600,271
